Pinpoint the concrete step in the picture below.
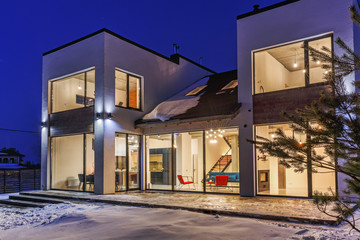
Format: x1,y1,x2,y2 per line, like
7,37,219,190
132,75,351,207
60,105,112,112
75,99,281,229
10,195,65,204
0,199,47,208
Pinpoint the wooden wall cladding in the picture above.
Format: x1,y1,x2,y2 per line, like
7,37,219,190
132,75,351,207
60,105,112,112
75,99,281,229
253,85,331,125
50,106,94,136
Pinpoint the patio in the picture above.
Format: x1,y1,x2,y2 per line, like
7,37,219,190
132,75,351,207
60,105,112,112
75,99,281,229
22,190,340,225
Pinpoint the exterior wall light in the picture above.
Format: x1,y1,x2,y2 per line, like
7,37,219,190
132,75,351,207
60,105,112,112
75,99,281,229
107,113,112,119
96,113,102,120
41,122,47,128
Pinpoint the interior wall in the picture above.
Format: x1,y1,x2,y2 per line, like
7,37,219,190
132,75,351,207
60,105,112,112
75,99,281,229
205,138,229,173
51,135,83,190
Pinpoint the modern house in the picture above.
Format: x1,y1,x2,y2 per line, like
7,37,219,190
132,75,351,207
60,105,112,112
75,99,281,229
0,151,25,169
41,0,359,198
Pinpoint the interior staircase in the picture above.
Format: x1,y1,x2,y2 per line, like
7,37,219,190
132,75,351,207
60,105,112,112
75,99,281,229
0,193,65,208
207,136,233,176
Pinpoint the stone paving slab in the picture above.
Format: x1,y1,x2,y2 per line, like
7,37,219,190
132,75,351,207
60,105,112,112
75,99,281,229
21,190,340,225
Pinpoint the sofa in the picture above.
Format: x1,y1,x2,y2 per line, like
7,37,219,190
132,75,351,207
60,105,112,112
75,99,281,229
206,172,239,182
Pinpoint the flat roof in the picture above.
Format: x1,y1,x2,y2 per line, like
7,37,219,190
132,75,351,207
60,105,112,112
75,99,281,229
43,28,215,73
237,0,300,20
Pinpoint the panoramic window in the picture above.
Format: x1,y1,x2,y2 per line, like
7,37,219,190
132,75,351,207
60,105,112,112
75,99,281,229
174,131,204,192
50,69,95,113
185,85,207,96
115,69,141,110
51,134,94,192
146,134,173,190
255,124,308,197
205,128,239,193
254,35,332,94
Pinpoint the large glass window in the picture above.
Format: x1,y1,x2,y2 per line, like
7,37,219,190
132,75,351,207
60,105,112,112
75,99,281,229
115,133,140,191
174,131,204,192
205,128,239,193
256,124,308,197
51,133,94,192
254,36,332,94
115,69,141,110
50,69,95,113
146,134,172,190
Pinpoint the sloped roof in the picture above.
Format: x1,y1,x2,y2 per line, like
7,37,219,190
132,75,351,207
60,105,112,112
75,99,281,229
136,70,240,126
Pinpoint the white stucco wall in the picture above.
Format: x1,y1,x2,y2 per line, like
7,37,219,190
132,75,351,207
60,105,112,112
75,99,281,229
42,30,213,194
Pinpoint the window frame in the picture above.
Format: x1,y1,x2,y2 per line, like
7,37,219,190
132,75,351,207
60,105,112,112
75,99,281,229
252,34,333,95
115,132,142,192
253,122,338,198
115,69,142,111
49,68,95,114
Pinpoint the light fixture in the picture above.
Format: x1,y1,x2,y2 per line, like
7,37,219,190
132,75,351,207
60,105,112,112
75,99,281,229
302,69,306,73
41,122,47,128
78,85,82,90
325,70,329,74
317,60,321,65
96,113,102,120
107,113,112,119
271,134,275,138
206,128,225,143
293,50,298,68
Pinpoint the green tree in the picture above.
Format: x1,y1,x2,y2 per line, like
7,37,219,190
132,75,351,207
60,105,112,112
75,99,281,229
250,4,360,232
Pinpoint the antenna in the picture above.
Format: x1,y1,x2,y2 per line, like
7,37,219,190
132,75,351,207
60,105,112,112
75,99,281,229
173,43,180,54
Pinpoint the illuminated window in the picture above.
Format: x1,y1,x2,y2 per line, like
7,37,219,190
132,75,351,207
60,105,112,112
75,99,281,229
254,35,332,94
50,69,95,113
115,69,141,110
221,80,238,90
185,85,207,96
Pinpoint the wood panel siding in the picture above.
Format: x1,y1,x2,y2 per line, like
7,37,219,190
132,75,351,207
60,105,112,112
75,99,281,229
253,85,331,125
50,106,94,136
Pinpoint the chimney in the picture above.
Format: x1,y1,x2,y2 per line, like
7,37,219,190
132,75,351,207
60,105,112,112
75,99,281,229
253,4,260,11
173,44,180,54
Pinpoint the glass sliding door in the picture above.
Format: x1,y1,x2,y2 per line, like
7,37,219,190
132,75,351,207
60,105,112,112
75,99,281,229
51,133,94,192
146,134,172,190
115,133,140,191
115,133,127,191
174,131,204,192
255,124,308,197
205,128,239,193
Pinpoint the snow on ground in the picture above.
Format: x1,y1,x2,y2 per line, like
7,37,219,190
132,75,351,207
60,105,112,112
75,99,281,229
0,202,359,240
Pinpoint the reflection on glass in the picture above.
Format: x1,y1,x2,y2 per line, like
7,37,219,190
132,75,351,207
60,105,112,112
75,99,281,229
146,134,172,190
256,124,308,197
86,70,95,106
174,131,204,192
309,37,332,84
205,128,239,193
254,42,305,94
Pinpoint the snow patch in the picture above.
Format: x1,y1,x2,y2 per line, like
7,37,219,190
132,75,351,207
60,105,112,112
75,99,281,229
143,76,209,121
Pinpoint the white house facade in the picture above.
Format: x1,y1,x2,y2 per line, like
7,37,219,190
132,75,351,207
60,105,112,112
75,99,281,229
41,0,359,198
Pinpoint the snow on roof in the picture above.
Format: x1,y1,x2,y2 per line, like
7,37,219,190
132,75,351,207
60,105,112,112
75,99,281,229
143,76,210,122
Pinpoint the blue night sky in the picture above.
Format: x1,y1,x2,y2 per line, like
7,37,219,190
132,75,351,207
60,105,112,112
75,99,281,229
0,0,281,164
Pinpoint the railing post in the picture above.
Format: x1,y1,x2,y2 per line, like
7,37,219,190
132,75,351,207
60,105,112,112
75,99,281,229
4,170,6,193
19,169,22,192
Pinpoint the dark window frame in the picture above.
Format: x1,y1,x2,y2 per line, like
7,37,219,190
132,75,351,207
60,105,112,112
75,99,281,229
253,122,338,198
49,69,95,114
115,69,142,111
49,132,95,193
115,132,142,192
252,34,334,95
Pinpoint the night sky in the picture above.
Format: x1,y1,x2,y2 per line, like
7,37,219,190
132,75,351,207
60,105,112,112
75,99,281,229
0,0,281,164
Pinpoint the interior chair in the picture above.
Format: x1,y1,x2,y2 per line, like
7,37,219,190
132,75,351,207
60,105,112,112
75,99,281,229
86,174,94,191
215,175,232,192
177,175,195,190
